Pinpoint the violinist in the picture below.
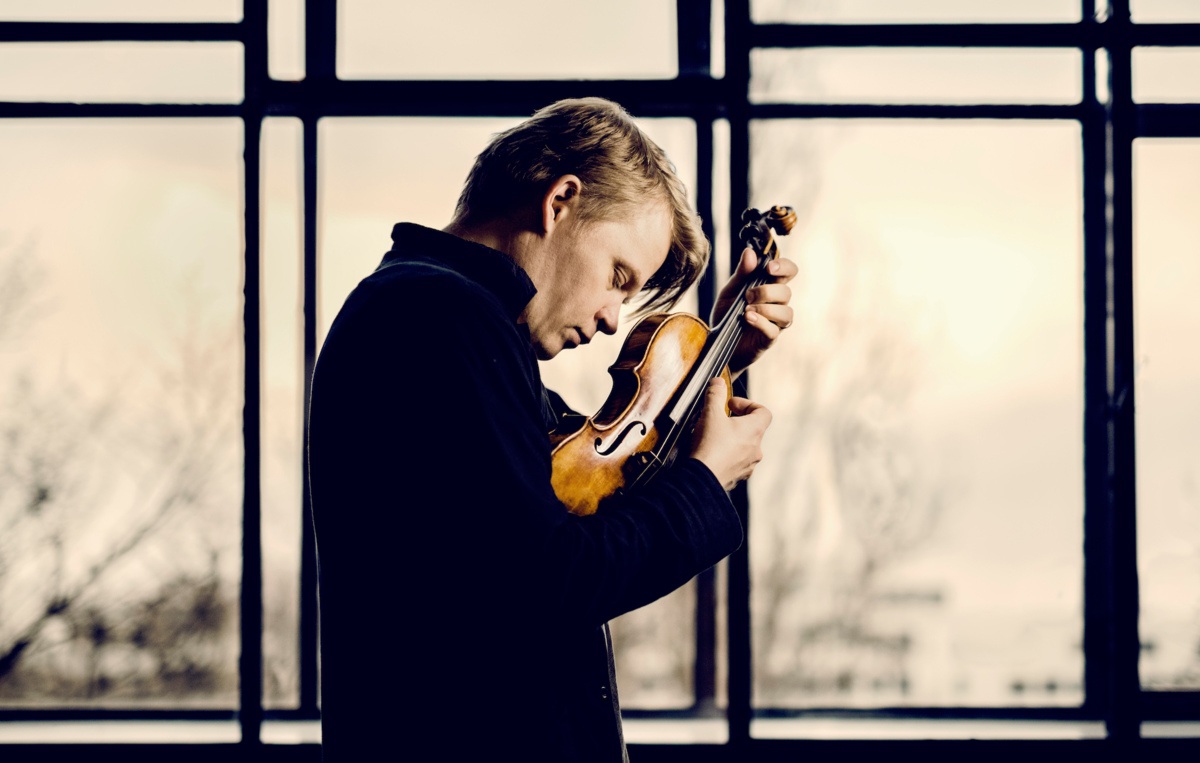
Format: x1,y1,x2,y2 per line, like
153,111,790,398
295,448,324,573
308,97,797,762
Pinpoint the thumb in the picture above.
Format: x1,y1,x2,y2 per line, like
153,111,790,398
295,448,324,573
738,247,757,276
706,377,727,406
726,248,756,288
706,377,730,417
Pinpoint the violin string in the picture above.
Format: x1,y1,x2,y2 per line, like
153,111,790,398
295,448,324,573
647,248,771,471
634,220,781,485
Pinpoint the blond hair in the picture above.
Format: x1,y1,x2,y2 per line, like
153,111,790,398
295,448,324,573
453,97,708,312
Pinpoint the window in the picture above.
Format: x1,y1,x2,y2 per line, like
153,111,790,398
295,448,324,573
1,0,1198,756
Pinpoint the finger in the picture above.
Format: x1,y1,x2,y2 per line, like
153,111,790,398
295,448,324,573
747,303,794,329
746,283,793,307
730,401,773,433
744,309,783,341
728,396,759,416
727,395,754,416
746,403,773,430
766,257,799,284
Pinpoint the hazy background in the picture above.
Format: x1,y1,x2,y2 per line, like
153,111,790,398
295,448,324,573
0,0,1197,720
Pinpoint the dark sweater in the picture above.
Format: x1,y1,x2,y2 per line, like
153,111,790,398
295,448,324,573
308,223,742,761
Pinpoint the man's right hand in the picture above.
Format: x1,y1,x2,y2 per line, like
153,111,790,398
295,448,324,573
689,377,772,491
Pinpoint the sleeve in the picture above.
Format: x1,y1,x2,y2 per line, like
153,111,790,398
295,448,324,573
310,275,742,636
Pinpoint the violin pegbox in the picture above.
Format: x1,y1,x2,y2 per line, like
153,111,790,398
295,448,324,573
738,207,768,253
738,205,796,262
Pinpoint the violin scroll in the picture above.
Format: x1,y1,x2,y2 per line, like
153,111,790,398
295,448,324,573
766,205,797,235
738,205,796,256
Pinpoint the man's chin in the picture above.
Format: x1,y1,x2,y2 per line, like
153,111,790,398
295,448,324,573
534,335,579,360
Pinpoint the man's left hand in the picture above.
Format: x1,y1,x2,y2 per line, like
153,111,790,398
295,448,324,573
712,247,797,379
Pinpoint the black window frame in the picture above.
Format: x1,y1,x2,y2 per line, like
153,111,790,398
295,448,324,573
1,0,1199,758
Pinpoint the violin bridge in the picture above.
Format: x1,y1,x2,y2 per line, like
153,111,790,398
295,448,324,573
624,449,665,487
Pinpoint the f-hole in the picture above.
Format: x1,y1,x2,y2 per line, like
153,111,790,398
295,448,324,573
595,420,647,456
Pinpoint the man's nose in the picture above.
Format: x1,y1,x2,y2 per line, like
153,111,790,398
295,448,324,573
597,302,620,335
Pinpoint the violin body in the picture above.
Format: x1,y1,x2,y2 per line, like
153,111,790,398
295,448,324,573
550,312,732,516
550,205,795,516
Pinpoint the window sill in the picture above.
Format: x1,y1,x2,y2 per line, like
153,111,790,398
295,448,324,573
0,721,240,744
751,718,1107,740
623,718,728,744
0,718,1197,745
0,720,319,745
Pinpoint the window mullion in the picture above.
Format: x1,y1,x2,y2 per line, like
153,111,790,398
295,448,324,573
725,0,753,750
694,111,719,714
298,113,321,718
1104,0,1142,742
307,0,337,81
239,0,268,746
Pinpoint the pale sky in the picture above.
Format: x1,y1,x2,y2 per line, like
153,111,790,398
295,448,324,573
1,0,1198,706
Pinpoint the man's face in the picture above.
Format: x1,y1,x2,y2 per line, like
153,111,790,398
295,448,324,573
522,204,672,361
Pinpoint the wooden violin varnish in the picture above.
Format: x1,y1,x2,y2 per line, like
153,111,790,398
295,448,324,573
550,205,796,515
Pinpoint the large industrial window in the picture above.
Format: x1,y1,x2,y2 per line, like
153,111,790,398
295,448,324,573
1,0,1198,758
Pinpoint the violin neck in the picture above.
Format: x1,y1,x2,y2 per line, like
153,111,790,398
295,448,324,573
699,241,773,388
662,234,778,433
711,234,777,340
626,206,795,491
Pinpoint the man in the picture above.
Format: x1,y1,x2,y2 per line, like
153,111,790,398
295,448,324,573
308,98,796,761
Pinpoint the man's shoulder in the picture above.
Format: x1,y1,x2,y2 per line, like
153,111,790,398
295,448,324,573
370,254,501,308
336,253,509,335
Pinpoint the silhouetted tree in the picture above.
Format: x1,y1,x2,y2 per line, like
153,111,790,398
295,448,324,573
0,239,241,704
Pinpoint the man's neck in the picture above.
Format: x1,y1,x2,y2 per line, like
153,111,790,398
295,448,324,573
443,219,517,257
444,219,542,327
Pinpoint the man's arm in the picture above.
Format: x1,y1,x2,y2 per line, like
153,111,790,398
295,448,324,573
310,278,745,635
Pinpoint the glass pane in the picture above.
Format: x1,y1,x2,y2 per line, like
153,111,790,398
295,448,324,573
713,119,732,286
337,0,677,80
749,120,1084,708
0,0,241,21
318,117,522,344
752,0,1080,24
751,48,1082,105
318,116,700,355
1096,48,1112,104
1133,0,1200,22
319,115,705,709
1135,139,1200,691
1133,48,1200,104
754,718,1106,739
611,580,697,709
269,0,305,81
0,43,243,103
712,0,726,79
262,117,304,709
0,119,243,706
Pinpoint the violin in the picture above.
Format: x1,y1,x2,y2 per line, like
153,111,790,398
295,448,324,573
550,205,796,516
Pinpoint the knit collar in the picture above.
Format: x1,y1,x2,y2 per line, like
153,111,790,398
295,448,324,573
381,223,537,322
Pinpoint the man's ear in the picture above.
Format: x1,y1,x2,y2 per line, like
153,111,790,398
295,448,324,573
540,175,582,234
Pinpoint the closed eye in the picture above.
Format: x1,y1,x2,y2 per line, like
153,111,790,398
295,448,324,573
615,264,644,305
